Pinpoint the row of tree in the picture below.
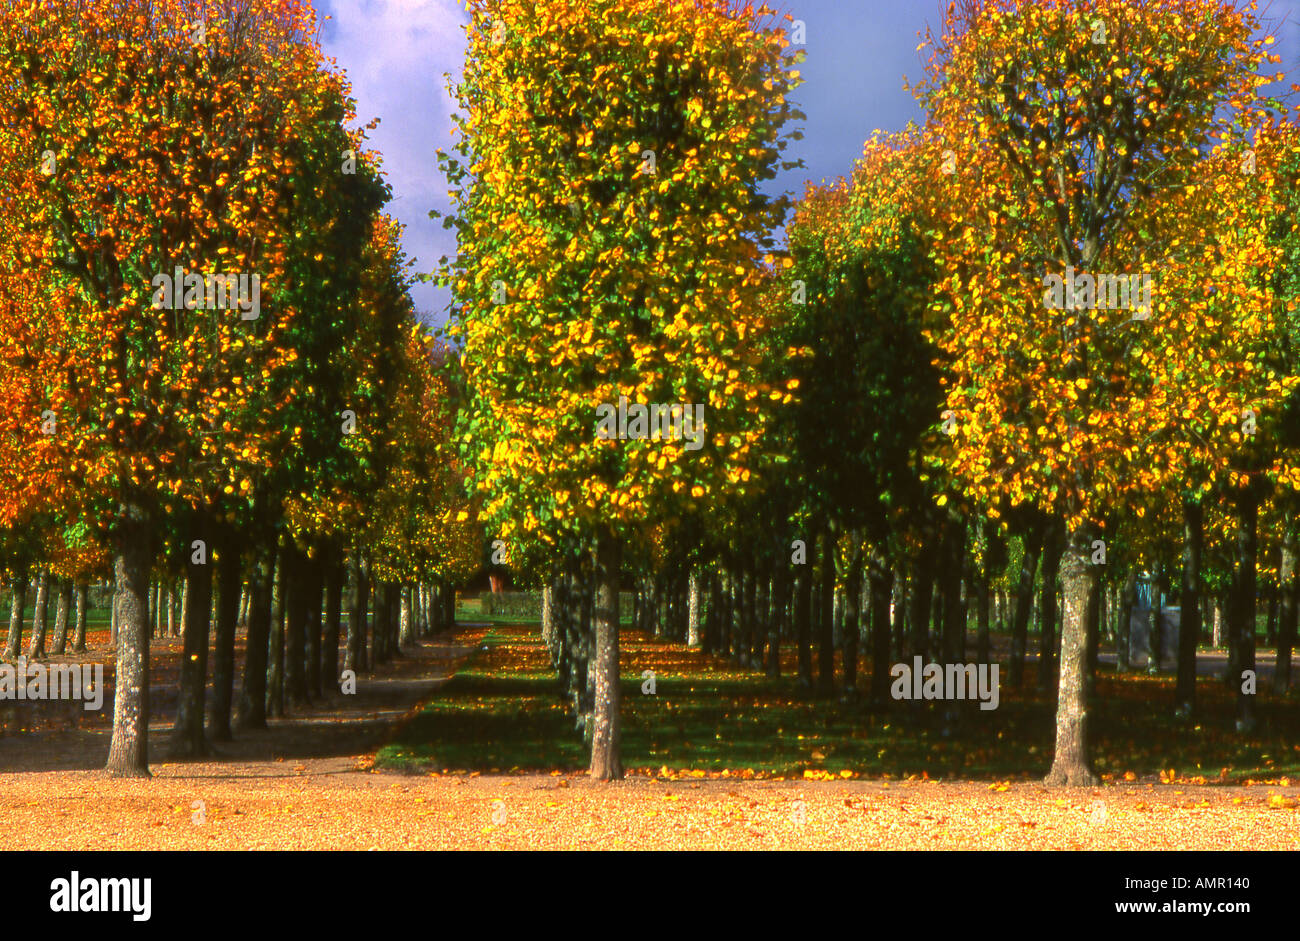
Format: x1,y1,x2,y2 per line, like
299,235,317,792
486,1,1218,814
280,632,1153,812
0,0,481,775
440,0,1300,783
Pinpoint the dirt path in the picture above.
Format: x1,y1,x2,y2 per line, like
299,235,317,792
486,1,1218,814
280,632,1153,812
0,625,486,773
0,624,487,848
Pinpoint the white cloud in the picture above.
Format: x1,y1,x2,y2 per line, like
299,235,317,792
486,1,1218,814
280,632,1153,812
319,0,467,324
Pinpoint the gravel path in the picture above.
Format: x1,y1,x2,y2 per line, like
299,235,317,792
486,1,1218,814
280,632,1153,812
2,768,1299,850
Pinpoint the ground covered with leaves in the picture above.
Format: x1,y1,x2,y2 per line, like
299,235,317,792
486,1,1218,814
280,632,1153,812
380,623,1300,785
1,620,1298,849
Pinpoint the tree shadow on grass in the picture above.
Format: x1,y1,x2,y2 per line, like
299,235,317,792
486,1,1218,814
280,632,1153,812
380,624,1300,783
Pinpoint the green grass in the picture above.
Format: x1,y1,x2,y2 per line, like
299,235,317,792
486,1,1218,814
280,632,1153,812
377,622,1300,782
453,601,634,627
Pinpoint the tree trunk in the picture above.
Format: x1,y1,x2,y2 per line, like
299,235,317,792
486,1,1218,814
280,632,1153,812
171,528,214,758
703,571,719,655
147,581,157,641
976,565,991,665
1175,500,1203,717
868,549,894,705
27,570,50,659
1037,523,1064,691
717,570,732,657
833,586,844,653
158,580,169,637
1009,521,1044,687
687,571,701,647
178,579,189,642
284,547,308,708
433,583,447,634
1274,521,1297,695
930,576,943,663
940,523,966,732
399,585,415,647
817,526,835,696
1233,488,1258,732
412,584,424,637
909,545,936,662
345,556,369,674
210,542,241,742
767,563,785,678
235,542,276,731
589,531,622,781
1266,584,1279,649
306,561,323,698
166,582,177,639
323,558,344,693
737,561,753,667
1147,566,1163,675
267,553,286,716
1085,574,1102,698
4,568,27,659
565,567,591,725
51,578,72,656
1044,526,1101,786
752,567,768,666
105,506,152,778
541,583,556,648
842,539,863,697
582,564,596,730
552,578,571,695
378,582,391,657
892,567,907,660
72,581,88,653
635,580,647,635
941,522,965,663
371,577,389,665
109,574,119,648
386,583,402,657
794,564,813,689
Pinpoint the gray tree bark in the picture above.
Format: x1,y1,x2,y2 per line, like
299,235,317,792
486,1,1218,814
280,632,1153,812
26,570,50,659
172,527,214,757
72,581,88,653
1044,526,1101,786
105,507,153,778
236,542,276,730
589,532,622,781
4,569,27,659
51,578,73,655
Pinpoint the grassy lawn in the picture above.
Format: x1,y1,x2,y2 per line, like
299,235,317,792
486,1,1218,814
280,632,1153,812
377,619,1300,783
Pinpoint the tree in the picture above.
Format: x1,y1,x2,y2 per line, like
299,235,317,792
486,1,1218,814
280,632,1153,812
0,0,350,774
774,128,945,702
439,0,803,778
919,0,1282,783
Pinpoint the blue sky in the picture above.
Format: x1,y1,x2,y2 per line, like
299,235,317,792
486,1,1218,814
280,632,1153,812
317,0,1300,329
